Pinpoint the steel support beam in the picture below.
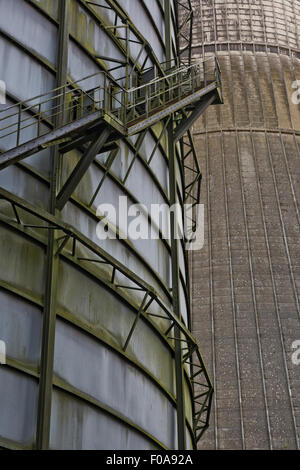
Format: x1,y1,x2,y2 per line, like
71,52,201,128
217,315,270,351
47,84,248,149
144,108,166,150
0,183,213,443
0,0,217,451
0,112,105,171
59,132,118,155
56,127,112,211
174,93,216,143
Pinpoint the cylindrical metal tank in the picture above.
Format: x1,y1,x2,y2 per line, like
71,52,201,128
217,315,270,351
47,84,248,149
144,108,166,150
0,0,199,450
189,0,300,450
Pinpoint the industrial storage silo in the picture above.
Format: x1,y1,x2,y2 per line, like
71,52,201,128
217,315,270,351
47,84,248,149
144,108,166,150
188,0,300,450
0,0,219,450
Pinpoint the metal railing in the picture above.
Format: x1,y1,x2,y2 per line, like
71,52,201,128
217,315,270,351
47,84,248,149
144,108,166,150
0,57,221,150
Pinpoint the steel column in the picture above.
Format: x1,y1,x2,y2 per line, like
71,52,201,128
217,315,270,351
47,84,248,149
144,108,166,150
36,0,70,450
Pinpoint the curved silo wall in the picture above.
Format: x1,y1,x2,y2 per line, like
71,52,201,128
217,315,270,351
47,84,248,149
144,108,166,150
188,0,300,450
0,0,195,450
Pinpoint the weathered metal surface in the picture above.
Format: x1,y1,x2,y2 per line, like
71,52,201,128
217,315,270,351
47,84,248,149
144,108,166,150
0,182,213,448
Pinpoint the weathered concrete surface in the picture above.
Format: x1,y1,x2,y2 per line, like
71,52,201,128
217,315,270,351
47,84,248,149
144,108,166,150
188,0,300,450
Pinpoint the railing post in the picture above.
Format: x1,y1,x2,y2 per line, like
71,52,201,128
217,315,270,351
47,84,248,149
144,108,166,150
17,103,22,147
107,83,111,113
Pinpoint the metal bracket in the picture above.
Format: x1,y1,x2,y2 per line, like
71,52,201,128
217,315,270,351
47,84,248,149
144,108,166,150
56,127,112,211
